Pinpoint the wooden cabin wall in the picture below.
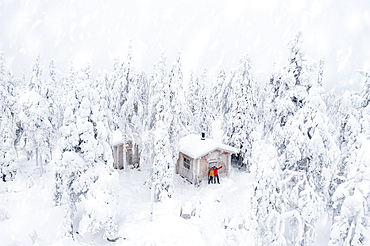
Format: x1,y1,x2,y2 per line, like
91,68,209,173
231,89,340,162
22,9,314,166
177,152,194,182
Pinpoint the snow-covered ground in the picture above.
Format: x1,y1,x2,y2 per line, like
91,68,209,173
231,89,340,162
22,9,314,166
0,157,254,245
0,157,65,245
0,152,333,245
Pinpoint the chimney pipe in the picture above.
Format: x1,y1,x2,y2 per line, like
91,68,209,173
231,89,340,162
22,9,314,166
201,132,206,140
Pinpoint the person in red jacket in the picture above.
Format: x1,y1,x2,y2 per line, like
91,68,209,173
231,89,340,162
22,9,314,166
213,166,222,184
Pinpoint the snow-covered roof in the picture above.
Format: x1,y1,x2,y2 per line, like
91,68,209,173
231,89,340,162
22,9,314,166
179,134,238,159
112,130,124,146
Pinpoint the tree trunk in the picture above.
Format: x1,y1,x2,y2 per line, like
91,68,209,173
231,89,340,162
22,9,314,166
36,148,39,167
122,132,127,171
40,152,43,177
150,182,154,222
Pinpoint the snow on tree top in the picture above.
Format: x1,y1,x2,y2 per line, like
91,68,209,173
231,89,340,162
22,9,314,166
179,134,237,159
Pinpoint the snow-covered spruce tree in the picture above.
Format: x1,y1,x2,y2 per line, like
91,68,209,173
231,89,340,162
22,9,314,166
329,138,370,246
268,32,310,155
65,60,76,97
137,71,149,124
110,50,136,170
119,68,145,170
79,164,119,240
329,72,370,245
145,52,170,132
134,70,150,169
110,56,133,131
360,71,370,140
281,89,339,244
222,55,257,169
82,62,93,82
317,58,325,87
267,32,311,160
328,90,362,205
19,55,52,171
54,71,118,239
212,67,227,118
151,116,173,203
330,90,362,148
194,69,213,137
0,107,18,182
95,70,114,139
145,54,174,214
186,72,201,133
260,32,340,245
28,53,43,93
251,57,319,245
0,52,17,115
56,60,77,131
141,54,170,171
43,57,61,161
250,131,284,246
127,72,145,145
219,67,234,119
0,52,18,181
168,54,190,164
359,71,370,108
263,64,292,138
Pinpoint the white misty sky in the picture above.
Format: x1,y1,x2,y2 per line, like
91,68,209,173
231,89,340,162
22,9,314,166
0,0,369,93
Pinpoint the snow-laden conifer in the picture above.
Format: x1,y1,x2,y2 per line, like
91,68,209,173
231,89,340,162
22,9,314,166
141,54,169,171
329,137,370,246
146,53,170,131
137,71,149,123
0,52,18,181
44,58,60,161
168,54,190,164
121,72,144,151
259,33,340,245
145,54,174,220
250,131,283,245
19,55,52,171
110,57,133,131
95,70,114,140
359,71,370,108
186,72,201,133
79,165,119,240
212,67,227,118
280,90,339,244
329,72,370,246
54,71,118,239
151,118,173,203
28,54,42,93
328,91,362,204
317,58,325,87
195,69,213,137
222,55,257,169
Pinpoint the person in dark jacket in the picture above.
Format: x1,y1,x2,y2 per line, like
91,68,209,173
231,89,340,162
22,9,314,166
213,166,222,184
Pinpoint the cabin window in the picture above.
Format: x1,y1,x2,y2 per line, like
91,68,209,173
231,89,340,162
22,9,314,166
183,157,190,170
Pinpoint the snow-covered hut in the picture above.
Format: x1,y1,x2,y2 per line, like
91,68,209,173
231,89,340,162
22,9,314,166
177,134,237,184
112,130,139,169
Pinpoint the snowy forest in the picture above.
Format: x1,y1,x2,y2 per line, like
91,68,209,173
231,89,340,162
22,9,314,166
1,31,370,246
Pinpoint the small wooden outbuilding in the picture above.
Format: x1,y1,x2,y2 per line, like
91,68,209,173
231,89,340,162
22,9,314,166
112,130,139,169
176,134,237,185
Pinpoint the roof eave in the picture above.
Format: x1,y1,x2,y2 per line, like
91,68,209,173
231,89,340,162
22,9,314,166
180,147,238,160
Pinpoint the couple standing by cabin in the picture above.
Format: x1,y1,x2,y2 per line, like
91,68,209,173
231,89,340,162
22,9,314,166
208,166,222,184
